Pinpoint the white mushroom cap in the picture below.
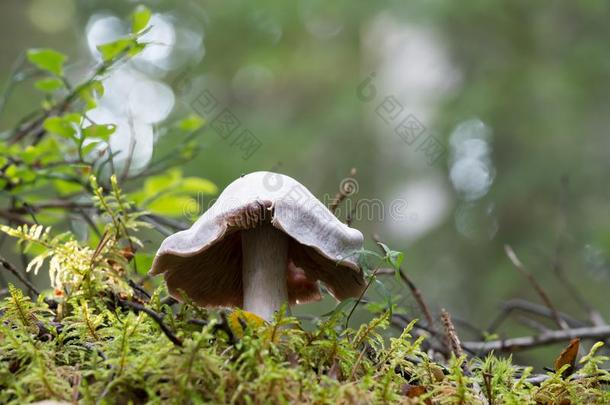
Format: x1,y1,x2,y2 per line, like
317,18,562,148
150,171,365,307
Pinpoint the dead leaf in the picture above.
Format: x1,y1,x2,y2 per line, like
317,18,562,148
402,384,432,404
554,338,580,376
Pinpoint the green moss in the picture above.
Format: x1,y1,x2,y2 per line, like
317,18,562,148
0,176,609,404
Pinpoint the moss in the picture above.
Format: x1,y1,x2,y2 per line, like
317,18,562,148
0,176,609,404
1,285,610,404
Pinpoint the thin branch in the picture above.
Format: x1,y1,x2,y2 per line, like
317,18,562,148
115,296,183,347
463,325,610,353
0,255,40,296
504,245,568,330
441,309,464,358
487,299,585,333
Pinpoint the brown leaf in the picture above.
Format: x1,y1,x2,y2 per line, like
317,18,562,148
402,384,424,396
121,246,135,261
554,338,580,376
402,384,432,405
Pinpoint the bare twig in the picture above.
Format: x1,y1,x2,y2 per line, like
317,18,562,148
504,245,568,330
115,296,183,347
487,299,585,333
0,255,40,296
515,315,550,334
161,296,179,306
345,264,382,329
463,325,610,353
441,309,464,358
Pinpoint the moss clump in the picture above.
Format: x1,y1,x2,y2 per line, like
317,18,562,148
0,176,608,404
1,283,610,404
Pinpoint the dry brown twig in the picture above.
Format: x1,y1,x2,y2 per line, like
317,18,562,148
504,245,568,330
0,255,40,296
463,324,610,353
487,298,585,333
441,309,464,359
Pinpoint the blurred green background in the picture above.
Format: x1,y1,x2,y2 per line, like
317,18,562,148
2,0,610,366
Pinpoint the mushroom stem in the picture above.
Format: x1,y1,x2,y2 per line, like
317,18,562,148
241,222,289,322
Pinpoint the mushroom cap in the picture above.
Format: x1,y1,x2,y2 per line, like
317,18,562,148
150,171,365,307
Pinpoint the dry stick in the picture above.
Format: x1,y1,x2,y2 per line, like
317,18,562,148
373,234,436,333
0,209,35,225
549,245,608,327
549,175,603,325
525,370,610,386
115,296,183,347
0,255,40,296
504,245,568,330
450,315,486,339
462,324,610,353
441,309,464,359
440,310,488,404
487,299,585,333
344,265,382,329
515,315,550,334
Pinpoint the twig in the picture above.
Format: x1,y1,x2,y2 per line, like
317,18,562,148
482,366,494,405
525,370,610,386
115,296,183,347
0,52,26,116
0,255,40,296
128,279,151,300
440,309,481,403
0,209,35,225
463,325,610,353
515,315,550,334
504,245,568,330
161,296,178,306
345,264,382,329
487,299,585,333
441,309,464,359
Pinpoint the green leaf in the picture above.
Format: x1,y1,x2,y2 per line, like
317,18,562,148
134,253,154,275
143,169,182,195
19,146,39,165
178,177,218,195
79,80,104,110
52,179,83,196
43,113,81,140
148,195,195,216
177,115,206,132
377,242,404,270
27,48,66,76
34,77,64,93
136,169,217,211
96,38,137,62
180,140,199,160
82,124,116,142
81,140,104,157
321,298,356,317
132,5,152,33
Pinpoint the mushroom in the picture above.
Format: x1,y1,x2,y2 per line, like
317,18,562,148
149,171,365,321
